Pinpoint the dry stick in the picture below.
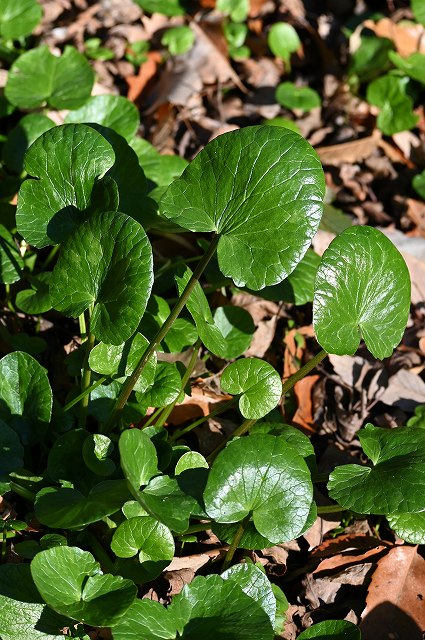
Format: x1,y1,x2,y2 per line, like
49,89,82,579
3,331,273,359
155,338,202,429
105,234,220,432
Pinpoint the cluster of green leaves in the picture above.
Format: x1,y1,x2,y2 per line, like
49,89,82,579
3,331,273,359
0,1,418,639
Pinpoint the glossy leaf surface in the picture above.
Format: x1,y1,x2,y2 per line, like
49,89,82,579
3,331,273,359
313,226,410,359
119,429,159,491
112,599,177,640
328,424,425,514
0,225,23,284
213,306,255,358
111,516,174,566
31,547,137,626
65,95,139,141
220,358,282,419
221,563,276,626
204,435,313,543
160,126,325,289
387,512,425,544
5,46,94,110
50,210,153,344
0,0,42,38
136,362,181,408
298,620,360,639
17,124,115,248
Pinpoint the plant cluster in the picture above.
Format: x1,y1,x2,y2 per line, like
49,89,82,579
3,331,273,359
0,1,421,639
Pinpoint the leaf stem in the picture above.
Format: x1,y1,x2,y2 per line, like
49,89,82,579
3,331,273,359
221,513,251,572
40,243,60,271
180,522,212,535
64,376,107,412
169,397,237,443
79,306,95,428
141,406,164,430
317,504,347,514
207,418,257,464
155,339,202,428
281,349,327,395
106,234,220,431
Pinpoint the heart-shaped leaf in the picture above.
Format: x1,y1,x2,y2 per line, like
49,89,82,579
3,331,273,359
3,113,55,174
387,512,425,544
17,124,115,248
119,429,159,491
220,358,282,419
16,273,52,314
0,0,42,39
65,95,139,142
0,225,24,284
112,599,177,640
268,23,300,62
366,73,418,135
298,620,360,639
31,547,137,627
0,352,52,445
136,362,181,409
143,295,198,353
313,226,410,359
111,516,174,570
82,433,115,476
0,563,71,640
5,46,94,110
204,434,313,543
35,480,130,528
328,424,425,514
221,563,276,627
389,51,425,85
50,210,153,344
213,306,255,358
175,451,208,475
275,83,321,112
140,475,197,533
160,126,325,289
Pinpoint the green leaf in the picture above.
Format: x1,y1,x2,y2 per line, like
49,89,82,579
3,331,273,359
387,511,425,544
328,424,425,514
34,480,130,528
412,169,425,199
0,420,24,477
217,0,249,22
136,362,181,409
15,274,52,314
132,0,184,16
161,26,195,55
140,475,197,533
47,429,99,492
298,620,361,639
131,137,188,188
264,117,300,133
389,51,425,85
160,126,325,289
175,451,208,475
0,224,23,284
111,516,174,570
220,358,282,419
313,226,410,359
143,295,198,352
213,306,255,358
171,574,274,639
320,203,353,235
0,563,71,640
348,35,393,83
250,422,315,471
0,352,52,445
213,521,273,550
275,82,321,111
224,22,248,48
31,547,137,627
65,95,140,141
3,114,55,174
204,434,313,543
17,124,115,248
0,0,42,38
268,23,300,62
412,0,425,25
82,433,115,476
89,333,156,391
221,563,276,627
366,73,419,135
112,599,177,640
119,429,159,491
5,45,94,110
50,210,153,345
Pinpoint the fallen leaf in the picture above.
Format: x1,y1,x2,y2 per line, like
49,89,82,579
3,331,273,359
360,545,425,639
363,18,425,56
317,131,381,166
126,51,162,102
378,368,425,411
292,374,321,433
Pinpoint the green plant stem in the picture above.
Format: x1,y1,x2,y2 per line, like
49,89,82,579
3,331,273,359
169,397,237,443
282,349,327,395
221,513,251,572
155,339,202,428
64,376,107,412
78,312,87,343
180,522,212,535
141,406,164,430
40,243,60,271
106,234,220,431
207,418,257,464
79,306,95,428
317,504,347,514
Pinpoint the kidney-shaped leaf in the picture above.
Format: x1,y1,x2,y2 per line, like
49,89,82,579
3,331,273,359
50,210,153,344
31,547,137,627
204,435,313,543
0,352,52,446
0,0,42,39
328,424,425,515
298,620,361,639
160,126,325,289
65,95,139,142
17,124,115,248
111,516,174,566
5,46,94,110
313,226,410,359
221,358,282,419
387,511,425,544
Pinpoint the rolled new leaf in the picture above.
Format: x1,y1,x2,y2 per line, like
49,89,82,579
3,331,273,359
160,126,325,289
313,226,410,359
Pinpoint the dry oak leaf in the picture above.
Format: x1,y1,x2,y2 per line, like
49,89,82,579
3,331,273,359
316,131,382,166
363,18,425,57
126,51,162,102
